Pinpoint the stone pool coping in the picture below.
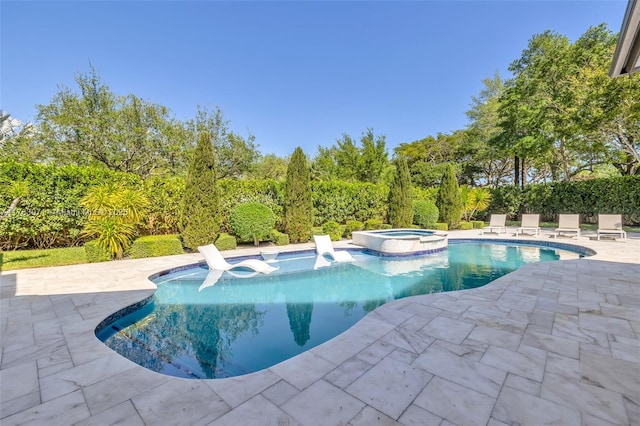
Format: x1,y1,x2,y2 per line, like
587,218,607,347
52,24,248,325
1,229,639,425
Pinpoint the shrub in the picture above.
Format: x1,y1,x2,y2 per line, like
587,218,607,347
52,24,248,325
84,240,111,263
459,221,473,230
472,220,485,229
436,163,463,228
128,235,183,259
364,218,383,230
388,156,413,227
215,233,237,251
230,202,276,246
434,222,448,231
181,131,220,250
321,221,342,241
381,223,393,229
312,181,388,226
413,200,439,228
81,183,149,259
270,230,290,246
284,147,313,243
344,220,364,238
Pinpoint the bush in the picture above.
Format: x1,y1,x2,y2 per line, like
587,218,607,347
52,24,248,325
344,220,364,238
270,230,290,246
472,220,485,229
215,233,237,251
381,223,393,229
364,218,383,230
128,235,183,259
230,202,276,246
434,222,448,231
84,240,111,263
413,200,439,228
459,221,473,230
322,221,342,241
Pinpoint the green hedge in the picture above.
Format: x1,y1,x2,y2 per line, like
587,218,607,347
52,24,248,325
128,234,183,259
434,223,448,231
472,220,485,229
312,181,388,226
215,233,237,251
270,230,290,246
489,176,640,225
459,221,474,230
321,221,342,241
84,240,111,263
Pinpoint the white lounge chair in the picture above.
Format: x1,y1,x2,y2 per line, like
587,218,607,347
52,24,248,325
197,244,277,274
554,214,580,238
481,214,507,235
313,235,355,263
597,214,627,241
515,214,541,236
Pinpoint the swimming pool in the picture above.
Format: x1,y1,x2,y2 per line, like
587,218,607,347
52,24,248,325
96,241,587,379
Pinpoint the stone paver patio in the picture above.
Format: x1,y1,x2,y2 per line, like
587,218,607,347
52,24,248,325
1,229,639,425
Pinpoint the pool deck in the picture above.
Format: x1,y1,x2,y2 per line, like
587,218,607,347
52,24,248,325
1,229,639,425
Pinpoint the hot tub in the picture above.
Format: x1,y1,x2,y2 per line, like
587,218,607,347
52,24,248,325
351,228,448,256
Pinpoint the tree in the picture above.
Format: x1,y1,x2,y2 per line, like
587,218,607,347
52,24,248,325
284,147,313,243
357,128,389,184
180,131,220,250
35,66,189,177
387,156,413,227
251,154,288,181
436,163,463,228
230,202,276,246
334,134,360,181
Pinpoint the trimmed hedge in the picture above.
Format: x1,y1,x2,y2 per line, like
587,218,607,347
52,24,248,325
270,230,290,246
128,234,183,259
434,223,448,231
472,220,485,229
215,233,237,251
459,221,474,230
84,240,111,263
344,220,364,238
321,221,342,241
364,218,384,230
489,176,640,225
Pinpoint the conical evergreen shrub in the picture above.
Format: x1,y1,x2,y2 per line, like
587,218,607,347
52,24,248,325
436,163,463,228
388,156,413,228
284,147,313,243
180,131,220,249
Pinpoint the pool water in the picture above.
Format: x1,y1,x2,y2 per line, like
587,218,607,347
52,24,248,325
96,242,583,379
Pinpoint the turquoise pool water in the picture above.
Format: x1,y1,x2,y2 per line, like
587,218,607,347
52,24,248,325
96,241,584,379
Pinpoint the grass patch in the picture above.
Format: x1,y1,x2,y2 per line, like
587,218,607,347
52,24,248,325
1,247,87,271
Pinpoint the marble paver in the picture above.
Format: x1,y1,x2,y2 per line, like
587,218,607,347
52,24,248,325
1,231,640,425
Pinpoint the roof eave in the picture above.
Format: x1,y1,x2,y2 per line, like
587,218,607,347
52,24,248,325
610,0,640,77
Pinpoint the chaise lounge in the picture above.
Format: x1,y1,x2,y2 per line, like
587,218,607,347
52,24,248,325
481,214,507,235
554,214,581,238
597,214,627,241
314,235,356,264
515,214,541,237
198,244,278,274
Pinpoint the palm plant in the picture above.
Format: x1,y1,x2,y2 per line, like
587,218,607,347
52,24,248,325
81,183,149,259
462,187,492,221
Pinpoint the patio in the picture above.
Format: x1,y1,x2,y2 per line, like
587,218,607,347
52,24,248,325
1,229,639,425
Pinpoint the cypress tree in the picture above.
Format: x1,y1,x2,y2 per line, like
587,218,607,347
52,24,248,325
436,163,463,228
284,147,313,243
388,156,413,227
180,131,220,249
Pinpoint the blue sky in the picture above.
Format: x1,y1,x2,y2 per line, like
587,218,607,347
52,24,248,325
1,1,628,158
